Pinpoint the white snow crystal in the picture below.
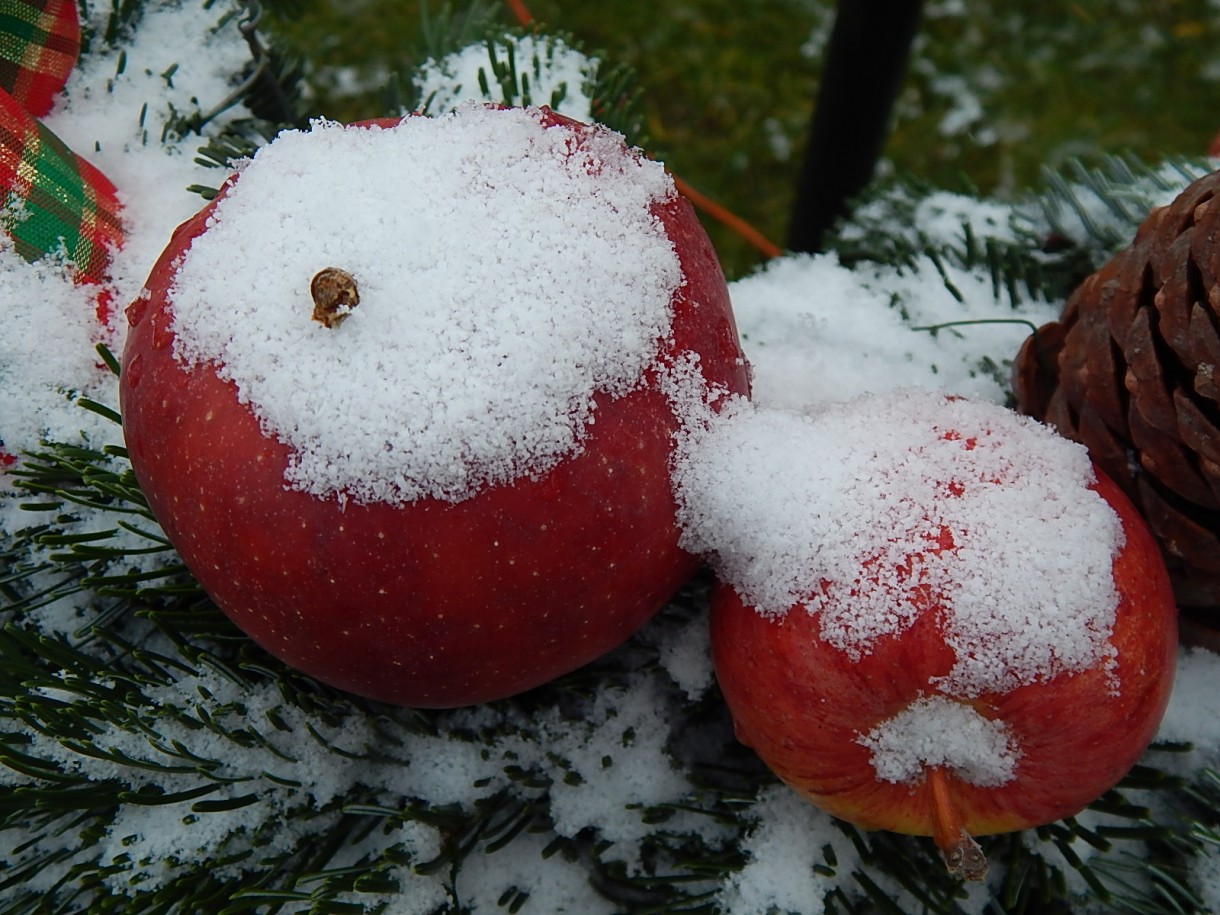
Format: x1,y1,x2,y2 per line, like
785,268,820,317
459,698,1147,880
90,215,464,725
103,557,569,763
671,389,1124,697
858,695,1021,786
167,104,680,505
415,34,600,125
0,249,117,479
727,250,1060,410
718,785,865,915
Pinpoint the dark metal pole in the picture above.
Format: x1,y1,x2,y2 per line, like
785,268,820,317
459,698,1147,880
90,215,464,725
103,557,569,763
787,0,925,253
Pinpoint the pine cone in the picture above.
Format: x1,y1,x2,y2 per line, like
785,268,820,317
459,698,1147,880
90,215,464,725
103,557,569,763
1013,169,1220,616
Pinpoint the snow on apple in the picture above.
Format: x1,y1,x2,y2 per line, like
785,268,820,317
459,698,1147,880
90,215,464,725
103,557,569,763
120,103,750,708
857,695,1020,787
671,388,1178,880
162,107,682,505
1,0,265,510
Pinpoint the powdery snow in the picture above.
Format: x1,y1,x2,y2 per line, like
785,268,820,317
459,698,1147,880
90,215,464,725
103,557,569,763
1154,646,1220,769
672,390,1123,700
451,830,619,915
717,784,865,915
858,695,1021,787
728,249,1060,410
47,0,262,321
1,0,259,515
168,104,680,504
0,250,115,474
415,34,600,124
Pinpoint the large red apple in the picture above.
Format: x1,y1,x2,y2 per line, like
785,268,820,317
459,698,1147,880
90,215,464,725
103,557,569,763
673,390,1177,879
120,105,749,708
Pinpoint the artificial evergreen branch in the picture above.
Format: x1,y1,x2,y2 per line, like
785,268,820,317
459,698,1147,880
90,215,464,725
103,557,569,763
4,388,1219,912
1034,154,1211,254
417,0,502,62
177,1,310,197
826,154,1216,312
205,2,307,128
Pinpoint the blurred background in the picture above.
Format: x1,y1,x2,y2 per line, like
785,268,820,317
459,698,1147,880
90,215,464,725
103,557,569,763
262,0,1220,278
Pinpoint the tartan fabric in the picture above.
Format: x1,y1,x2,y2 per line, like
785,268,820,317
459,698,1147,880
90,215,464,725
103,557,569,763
0,0,79,117
0,86,123,289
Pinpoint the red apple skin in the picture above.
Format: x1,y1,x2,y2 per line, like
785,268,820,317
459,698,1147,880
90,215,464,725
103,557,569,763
120,110,750,708
710,468,1177,837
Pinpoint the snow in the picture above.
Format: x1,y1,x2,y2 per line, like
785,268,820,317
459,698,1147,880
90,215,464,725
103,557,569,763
2,0,260,510
1153,646,1220,770
544,684,695,847
0,250,115,475
415,34,600,124
654,607,718,700
167,105,679,504
453,830,619,915
1,8,1218,915
48,0,261,312
859,695,1020,787
671,390,1123,700
718,784,865,915
728,249,1059,409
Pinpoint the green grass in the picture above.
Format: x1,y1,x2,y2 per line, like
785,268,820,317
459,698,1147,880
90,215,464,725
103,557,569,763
262,0,1220,279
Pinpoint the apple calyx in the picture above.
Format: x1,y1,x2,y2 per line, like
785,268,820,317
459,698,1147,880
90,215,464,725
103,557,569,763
927,765,988,882
311,267,359,328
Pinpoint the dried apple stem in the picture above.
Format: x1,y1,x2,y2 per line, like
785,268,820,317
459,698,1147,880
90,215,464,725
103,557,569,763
311,267,359,329
927,765,989,882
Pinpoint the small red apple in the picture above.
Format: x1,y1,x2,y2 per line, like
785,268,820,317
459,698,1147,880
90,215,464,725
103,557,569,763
120,105,749,708
675,391,1177,879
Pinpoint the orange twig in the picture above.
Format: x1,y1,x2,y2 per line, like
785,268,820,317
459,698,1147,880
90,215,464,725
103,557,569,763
672,175,784,260
503,0,783,260
505,0,533,26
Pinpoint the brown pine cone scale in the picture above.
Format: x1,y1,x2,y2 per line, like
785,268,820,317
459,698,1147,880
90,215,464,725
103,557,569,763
1013,169,1220,612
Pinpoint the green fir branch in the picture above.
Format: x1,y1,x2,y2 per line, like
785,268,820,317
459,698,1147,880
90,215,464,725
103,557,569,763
826,153,1214,314
171,2,311,198
6,269,1220,915
403,20,648,147
1034,154,1210,254
417,0,503,62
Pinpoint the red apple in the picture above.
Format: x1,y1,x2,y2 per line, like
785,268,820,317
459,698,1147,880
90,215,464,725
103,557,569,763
681,392,1177,879
120,106,749,708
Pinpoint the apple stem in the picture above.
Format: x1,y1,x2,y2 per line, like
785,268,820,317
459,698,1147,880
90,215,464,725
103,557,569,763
926,765,989,882
311,267,359,328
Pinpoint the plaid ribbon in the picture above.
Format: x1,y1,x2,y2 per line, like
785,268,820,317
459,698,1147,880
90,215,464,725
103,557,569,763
0,86,123,290
0,0,79,117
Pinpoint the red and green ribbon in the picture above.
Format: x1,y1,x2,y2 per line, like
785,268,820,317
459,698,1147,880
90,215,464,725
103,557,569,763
0,0,79,117
0,0,121,468
0,86,123,291
0,0,121,297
